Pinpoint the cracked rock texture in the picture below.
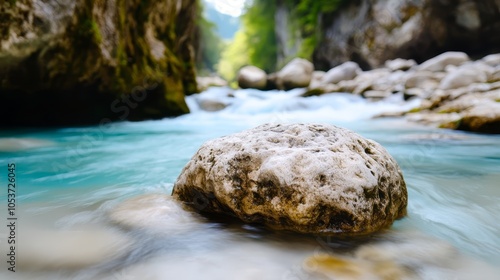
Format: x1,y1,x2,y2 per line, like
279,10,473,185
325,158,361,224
172,123,407,236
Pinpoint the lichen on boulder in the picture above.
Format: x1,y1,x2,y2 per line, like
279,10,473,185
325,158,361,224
172,123,407,236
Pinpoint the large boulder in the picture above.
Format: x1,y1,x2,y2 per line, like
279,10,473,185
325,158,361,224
172,123,407,236
237,66,268,90
0,0,198,126
276,58,314,90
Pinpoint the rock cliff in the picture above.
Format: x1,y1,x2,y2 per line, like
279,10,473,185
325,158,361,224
314,0,500,69
0,0,198,126
274,0,500,70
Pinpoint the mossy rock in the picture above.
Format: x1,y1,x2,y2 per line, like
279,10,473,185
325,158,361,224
0,0,198,126
439,120,461,130
407,107,422,113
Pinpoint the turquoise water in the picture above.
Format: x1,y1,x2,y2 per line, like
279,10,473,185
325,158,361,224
0,88,499,279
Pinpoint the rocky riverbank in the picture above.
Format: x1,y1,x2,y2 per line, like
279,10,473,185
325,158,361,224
231,51,500,134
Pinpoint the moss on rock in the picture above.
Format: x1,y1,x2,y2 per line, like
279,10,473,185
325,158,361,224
0,0,198,126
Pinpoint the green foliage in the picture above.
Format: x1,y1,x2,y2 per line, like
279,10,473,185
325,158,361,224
217,0,346,79
242,0,278,72
217,30,250,81
79,18,102,44
287,0,344,59
197,1,224,73
408,107,422,113
217,0,277,80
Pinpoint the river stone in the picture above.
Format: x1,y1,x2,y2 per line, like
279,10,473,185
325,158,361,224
418,52,470,72
237,66,268,90
439,66,488,90
322,61,361,84
172,123,407,236
457,102,500,134
108,194,202,234
18,227,131,270
482,53,500,67
275,58,314,90
385,58,416,72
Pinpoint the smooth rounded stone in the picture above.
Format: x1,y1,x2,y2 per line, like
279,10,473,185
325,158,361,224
385,58,416,71
350,69,394,95
196,76,228,92
352,81,373,95
466,82,500,94
312,70,326,81
0,138,54,152
307,71,327,92
194,89,234,112
482,53,500,67
237,66,268,90
404,88,431,100
471,62,496,80
355,233,457,268
17,227,131,270
362,90,392,100
278,58,314,90
304,231,500,280
439,66,488,90
197,99,229,112
277,58,314,90
322,61,361,84
302,84,340,97
303,253,413,280
490,67,500,82
337,79,359,93
101,240,312,280
436,93,492,114
457,102,500,134
108,194,202,234
418,51,470,72
404,71,441,90
355,68,393,85
172,123,407,236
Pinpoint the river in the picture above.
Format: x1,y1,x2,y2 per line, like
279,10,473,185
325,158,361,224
0,88,499,279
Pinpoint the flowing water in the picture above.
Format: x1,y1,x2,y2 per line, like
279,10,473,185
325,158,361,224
0,88,499,279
